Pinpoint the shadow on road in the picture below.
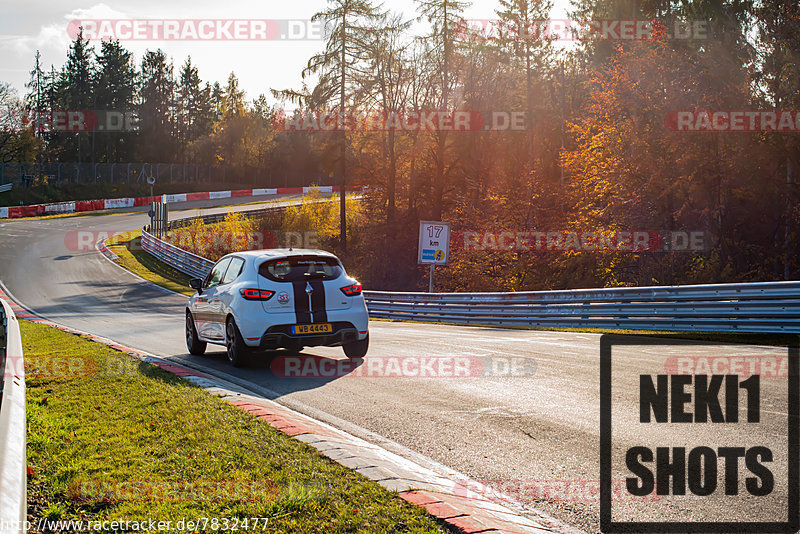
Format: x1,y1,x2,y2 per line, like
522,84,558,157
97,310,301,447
171,347,365,399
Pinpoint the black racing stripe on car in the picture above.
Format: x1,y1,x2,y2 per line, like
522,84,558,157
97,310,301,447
292,281,311,323
310,279,327,323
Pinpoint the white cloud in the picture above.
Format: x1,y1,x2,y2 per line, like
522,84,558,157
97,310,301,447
0,0,570,105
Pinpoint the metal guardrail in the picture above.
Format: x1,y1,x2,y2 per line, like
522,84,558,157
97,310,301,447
0,183,12,193
0,298,26,532
141,229,214,280
0,306,4,403
363,283,800,333
165,205,284,231
140,221,800,333
162,196,337,231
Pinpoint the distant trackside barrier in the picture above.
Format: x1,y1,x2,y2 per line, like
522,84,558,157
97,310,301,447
0,184,361,220
139,195,358,279
139,196,319,279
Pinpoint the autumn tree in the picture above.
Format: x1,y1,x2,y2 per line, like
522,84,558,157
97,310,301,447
415,0,469,220
755,0,800,278
0,83,40,164
293,0,382,252
356,11,412,223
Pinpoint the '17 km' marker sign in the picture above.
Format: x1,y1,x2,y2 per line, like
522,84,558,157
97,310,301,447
418,221,450,265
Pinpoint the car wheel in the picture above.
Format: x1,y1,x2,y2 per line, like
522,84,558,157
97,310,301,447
225,317,250,367
186,312,206,355
343,334,369,358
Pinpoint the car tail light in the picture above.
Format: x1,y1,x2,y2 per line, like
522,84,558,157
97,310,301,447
340,282,362,296
240,288,275,301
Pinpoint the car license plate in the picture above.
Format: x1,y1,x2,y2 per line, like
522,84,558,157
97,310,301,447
292,323,333,335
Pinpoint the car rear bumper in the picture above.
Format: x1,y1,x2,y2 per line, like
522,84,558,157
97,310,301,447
237,306,370,348
258,321,361,349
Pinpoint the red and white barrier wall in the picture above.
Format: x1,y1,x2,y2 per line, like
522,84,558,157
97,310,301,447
0,185,353,220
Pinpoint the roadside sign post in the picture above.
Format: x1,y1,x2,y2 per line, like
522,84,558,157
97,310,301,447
147,175,156,231
418,221,450,293
149,202,168,237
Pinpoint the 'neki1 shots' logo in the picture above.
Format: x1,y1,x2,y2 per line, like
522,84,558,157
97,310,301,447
600,336,798,533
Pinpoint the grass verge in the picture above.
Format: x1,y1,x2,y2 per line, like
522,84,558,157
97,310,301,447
106,230,193,296
23,319,445,532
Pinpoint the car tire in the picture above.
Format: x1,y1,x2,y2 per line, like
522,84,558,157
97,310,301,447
225,316,250,367
343,334,369,358
186,312,206,355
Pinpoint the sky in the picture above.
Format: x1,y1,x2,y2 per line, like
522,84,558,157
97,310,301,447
1,0,571,106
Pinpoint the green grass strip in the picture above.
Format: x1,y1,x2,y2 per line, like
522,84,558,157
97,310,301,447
23,320,445,532
106,230,194,297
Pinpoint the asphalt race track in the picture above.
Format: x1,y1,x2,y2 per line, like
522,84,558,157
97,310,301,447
0,197,792,533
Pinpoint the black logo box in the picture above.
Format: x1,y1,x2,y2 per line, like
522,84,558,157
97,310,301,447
599,334,799,533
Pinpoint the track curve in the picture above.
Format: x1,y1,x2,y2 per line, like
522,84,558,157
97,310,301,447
0,197,791,532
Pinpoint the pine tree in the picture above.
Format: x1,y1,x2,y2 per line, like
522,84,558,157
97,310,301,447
358,11,412,223
415,0,469,220
53,28,95,164
62,29,94,110
24,50,47,138
495,0,553,168
215,72,249,166
300,0,382,251
210,82,224,124
94,40,136,161
221,72,246,119
138,49,176,162
176,58,213,160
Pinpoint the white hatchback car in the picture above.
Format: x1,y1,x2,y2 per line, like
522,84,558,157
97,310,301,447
185,249,369,366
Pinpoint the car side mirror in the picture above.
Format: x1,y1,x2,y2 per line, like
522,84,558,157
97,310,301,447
189,278,203,293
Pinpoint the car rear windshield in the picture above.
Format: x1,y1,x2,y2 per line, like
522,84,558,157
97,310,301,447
258,255,343,282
